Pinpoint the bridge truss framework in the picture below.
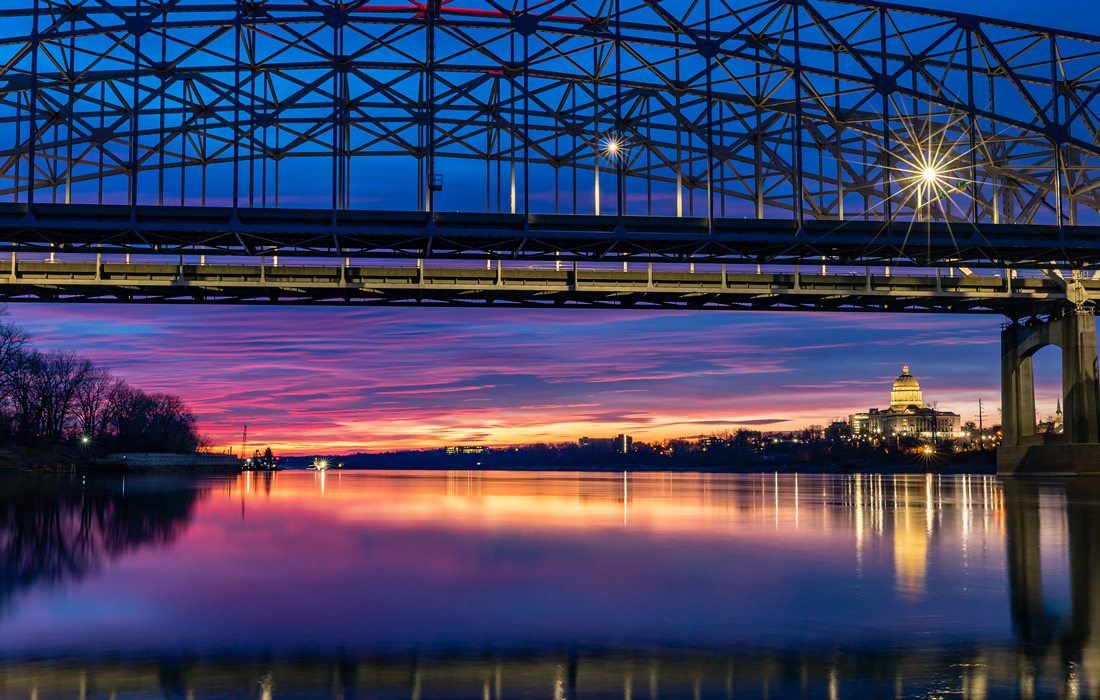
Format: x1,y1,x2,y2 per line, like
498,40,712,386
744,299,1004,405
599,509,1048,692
0,0,1099,273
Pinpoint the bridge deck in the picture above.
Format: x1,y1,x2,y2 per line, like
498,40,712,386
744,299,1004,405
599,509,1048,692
1,259,1084,315
3,204,1097,270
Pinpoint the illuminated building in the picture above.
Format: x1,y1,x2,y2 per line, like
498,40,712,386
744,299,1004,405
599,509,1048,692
849,365,962,439
445,446,488,455
579,434,633,454
699,436,725,451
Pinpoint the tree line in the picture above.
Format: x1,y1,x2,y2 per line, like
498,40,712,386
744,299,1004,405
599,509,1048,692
0,314,202,453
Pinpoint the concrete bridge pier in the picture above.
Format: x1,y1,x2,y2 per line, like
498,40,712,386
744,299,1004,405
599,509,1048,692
998,309,1100,475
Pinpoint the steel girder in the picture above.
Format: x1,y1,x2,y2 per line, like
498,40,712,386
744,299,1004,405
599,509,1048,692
1,0,1100,269
0,259,1085,316
1,203,1098,269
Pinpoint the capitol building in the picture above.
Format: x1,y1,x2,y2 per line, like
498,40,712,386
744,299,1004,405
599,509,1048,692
849,365,962,439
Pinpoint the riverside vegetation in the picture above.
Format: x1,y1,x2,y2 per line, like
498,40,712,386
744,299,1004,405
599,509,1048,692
0,310,202,468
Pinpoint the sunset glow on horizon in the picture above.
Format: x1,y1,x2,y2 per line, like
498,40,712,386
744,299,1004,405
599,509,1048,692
9,304,1056,456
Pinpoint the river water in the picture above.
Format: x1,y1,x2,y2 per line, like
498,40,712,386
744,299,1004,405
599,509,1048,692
0,470,1094,698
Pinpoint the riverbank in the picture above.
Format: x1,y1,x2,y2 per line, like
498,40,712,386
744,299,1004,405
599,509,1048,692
0,444,94,471
280,449,997,474
1,443,996,474
0,446,241,473
96,452,240,473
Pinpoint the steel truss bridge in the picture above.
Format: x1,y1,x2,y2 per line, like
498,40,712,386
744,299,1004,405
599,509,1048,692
3,0,1100,315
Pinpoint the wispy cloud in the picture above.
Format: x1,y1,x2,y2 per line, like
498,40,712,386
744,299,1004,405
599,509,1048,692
8,304,1011,454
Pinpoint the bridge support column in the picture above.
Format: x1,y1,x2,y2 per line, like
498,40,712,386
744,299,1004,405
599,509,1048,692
1064,310,1100,445
1002,332,1037,449
998,309,1100,475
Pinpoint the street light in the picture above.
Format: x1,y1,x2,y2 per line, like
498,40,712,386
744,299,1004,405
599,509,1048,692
601,136,624,160
895,135,972,222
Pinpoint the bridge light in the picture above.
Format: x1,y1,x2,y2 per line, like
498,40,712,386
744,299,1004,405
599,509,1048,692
600,135,626,161
920,166,941,185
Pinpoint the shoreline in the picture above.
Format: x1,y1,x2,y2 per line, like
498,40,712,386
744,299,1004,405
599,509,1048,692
276,464,997,475
279,449,997,475
0,445,240,474
0,446,998,475
1,463,1000,476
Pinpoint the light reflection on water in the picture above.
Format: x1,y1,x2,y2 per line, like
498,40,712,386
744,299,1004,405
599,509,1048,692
0,470,1096,698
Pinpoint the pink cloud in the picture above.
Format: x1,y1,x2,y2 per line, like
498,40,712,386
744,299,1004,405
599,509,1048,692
6,304,1008,454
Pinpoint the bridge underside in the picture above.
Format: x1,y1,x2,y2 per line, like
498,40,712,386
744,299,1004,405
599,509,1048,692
2,259,1087,315
6,205,1100,271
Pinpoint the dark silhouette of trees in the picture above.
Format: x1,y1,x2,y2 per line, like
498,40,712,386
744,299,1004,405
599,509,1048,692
110,387,201,453
74,365,118,438
0,312,202,453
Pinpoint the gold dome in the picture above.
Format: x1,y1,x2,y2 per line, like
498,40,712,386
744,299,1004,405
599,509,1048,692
889,364,923,409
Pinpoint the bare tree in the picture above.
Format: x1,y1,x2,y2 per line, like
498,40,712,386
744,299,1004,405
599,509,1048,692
7,350,46,441
0,306,202,452
38,351,94,440
73,366,116,440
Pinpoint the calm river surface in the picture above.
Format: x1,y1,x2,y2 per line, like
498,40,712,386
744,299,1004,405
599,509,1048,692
0,470,1095,698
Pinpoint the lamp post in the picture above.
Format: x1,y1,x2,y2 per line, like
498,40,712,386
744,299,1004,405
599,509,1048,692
600,135,626,217
601,135,628,271
609,137,625,218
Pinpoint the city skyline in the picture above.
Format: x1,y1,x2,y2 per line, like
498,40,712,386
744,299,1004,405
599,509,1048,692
10,304,1062,455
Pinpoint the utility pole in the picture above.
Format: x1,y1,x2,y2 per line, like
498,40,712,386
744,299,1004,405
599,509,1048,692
931,407,937,447
978,398,984,448
242,424,248,459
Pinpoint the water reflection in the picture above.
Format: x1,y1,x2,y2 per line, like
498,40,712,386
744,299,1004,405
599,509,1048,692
0,471,1099,698
0,473,209,618
1005,478,1100,697
0,651,1045,699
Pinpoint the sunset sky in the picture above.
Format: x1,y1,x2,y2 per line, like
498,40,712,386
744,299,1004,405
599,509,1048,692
6,304,1065,455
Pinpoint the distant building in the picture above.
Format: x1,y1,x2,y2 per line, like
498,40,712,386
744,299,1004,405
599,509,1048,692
826,421,853,441
445,445,488,455
849,364,962,439
1037,399,1064,435
579,434,633,454
699,436,726,451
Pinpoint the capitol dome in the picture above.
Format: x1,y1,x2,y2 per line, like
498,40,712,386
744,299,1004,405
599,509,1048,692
889,364,924,409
